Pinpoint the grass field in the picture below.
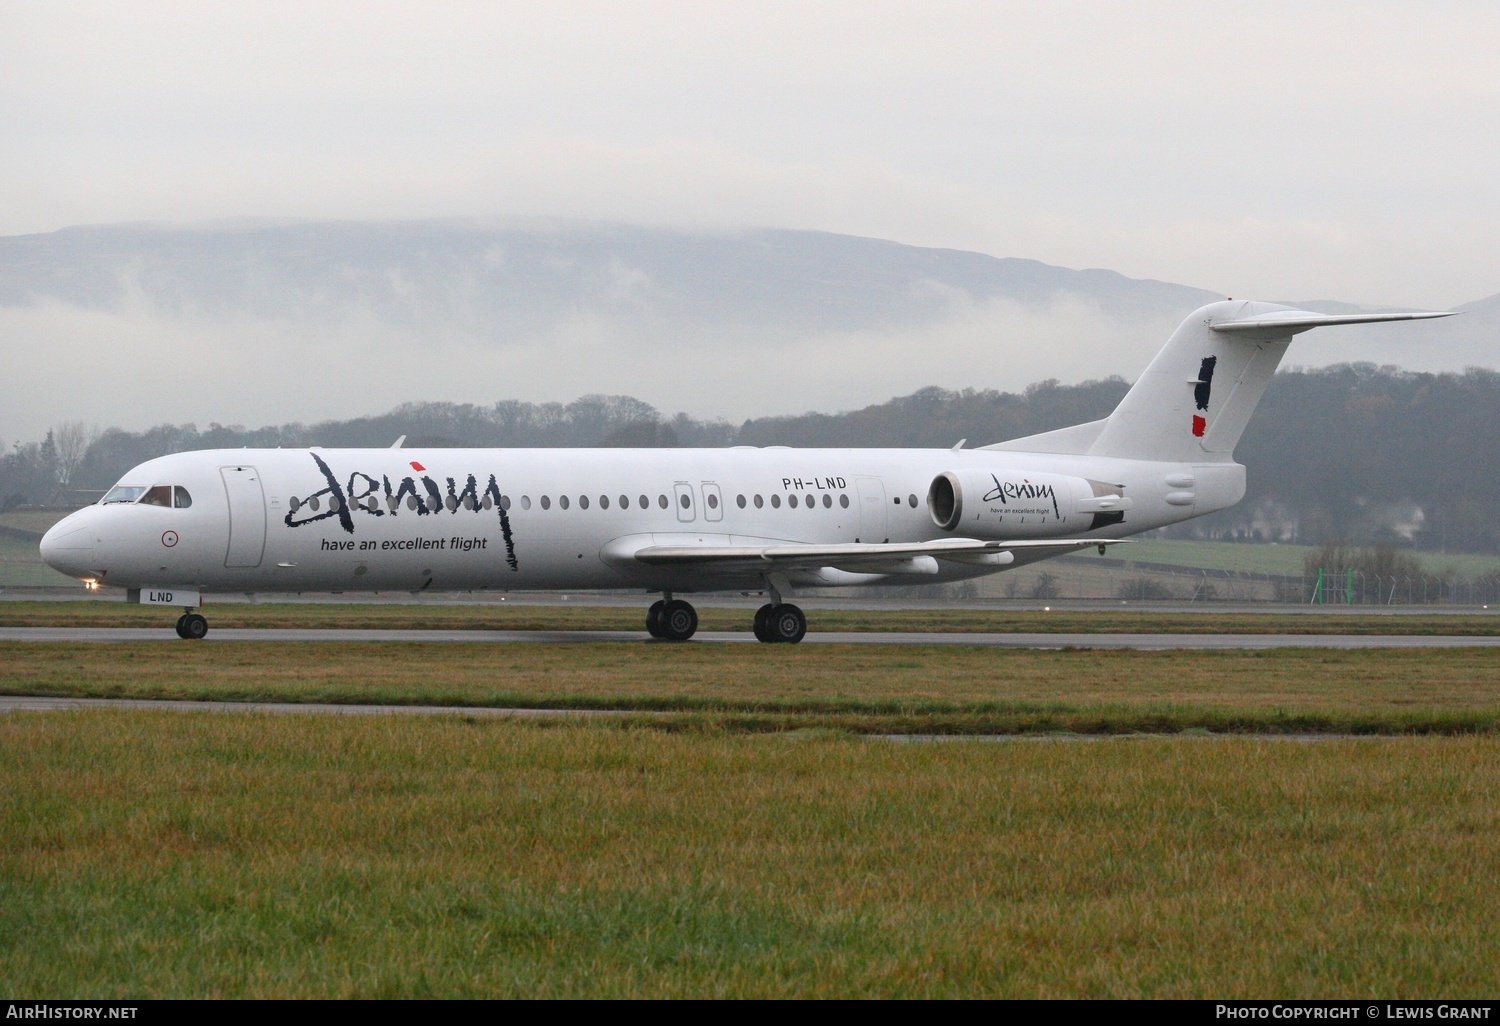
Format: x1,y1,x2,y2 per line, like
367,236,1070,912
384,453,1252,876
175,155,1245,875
2,599,1499,635
5,642,1499,736
2,712,1497,997
1090,538,1500,578
0,510,69,535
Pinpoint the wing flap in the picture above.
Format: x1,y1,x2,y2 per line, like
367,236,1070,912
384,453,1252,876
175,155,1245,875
629,537,1125,572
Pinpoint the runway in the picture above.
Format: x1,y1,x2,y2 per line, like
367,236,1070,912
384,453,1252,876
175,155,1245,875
2,626,1499,648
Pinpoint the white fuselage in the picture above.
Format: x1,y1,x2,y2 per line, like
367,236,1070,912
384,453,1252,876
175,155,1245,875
40,445,1243,596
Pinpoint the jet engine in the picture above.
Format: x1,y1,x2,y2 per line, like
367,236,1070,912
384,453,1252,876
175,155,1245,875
927,470,1130,539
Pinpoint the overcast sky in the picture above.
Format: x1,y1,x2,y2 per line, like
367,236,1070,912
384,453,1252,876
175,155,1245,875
3,2,1499,445
5,1,1497,309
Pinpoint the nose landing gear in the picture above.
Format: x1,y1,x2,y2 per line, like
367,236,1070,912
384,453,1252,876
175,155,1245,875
174,611,209,640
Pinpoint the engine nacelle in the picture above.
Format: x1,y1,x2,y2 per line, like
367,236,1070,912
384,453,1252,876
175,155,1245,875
927,469,1129,539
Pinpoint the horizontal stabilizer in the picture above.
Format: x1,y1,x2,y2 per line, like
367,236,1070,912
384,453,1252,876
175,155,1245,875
1210,309,1452,336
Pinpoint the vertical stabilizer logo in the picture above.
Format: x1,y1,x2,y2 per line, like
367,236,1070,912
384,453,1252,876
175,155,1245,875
1191,356,1217,437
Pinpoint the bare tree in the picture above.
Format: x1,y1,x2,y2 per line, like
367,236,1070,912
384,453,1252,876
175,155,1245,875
52,421,99,486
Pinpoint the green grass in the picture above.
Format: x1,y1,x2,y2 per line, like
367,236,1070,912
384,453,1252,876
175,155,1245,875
2,599,1499,634
0,541,77,587
2,713,1497,997
0,510,70,535
5,642,1499,736
1108,538,1500,578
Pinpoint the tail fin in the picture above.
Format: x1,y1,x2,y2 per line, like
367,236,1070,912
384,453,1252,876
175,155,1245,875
1083,301,1451,462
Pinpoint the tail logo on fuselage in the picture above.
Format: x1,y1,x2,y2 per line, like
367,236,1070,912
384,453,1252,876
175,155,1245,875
283,452,519,571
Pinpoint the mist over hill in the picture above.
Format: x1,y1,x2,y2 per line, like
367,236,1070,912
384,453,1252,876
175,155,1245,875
7,217,1493,446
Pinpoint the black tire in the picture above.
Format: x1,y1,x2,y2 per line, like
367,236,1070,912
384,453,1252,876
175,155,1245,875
645,600,666,638
174,613,190,639
769,603,806,644
753,602,777,643
181,613,209,640
660,599,698,642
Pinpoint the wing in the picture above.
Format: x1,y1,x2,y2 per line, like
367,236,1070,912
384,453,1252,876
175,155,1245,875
622,536,1126,576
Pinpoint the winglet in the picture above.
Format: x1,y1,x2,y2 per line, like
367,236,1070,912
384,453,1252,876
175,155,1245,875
390,435,406,449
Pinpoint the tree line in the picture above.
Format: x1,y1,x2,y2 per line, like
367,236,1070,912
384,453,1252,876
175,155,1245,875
4,363,1497,552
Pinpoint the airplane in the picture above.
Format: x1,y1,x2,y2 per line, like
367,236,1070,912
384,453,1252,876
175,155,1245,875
40,300,1449,641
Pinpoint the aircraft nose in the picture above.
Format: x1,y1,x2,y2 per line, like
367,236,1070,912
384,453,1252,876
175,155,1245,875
40,519,96,577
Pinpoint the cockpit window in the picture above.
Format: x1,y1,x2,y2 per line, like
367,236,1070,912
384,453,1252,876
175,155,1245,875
101,484,193,507
102,485,148,504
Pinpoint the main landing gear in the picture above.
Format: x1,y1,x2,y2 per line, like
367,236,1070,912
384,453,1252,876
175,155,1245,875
643,592,807,644
753,602,806,644
646,596,699,641
174,610,208,640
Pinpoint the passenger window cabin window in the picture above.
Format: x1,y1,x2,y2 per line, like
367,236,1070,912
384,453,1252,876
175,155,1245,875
772,495,781,509
559,495,569,510
540,495,551,510
839,494,850,508
788,494,798,509
805,495,814,510
736,494,746,509
600,495,609,509
578,495,588,510
620,495,630,509
822,494,831,508
754,494,764,509
658,495,668,509
679,493,690,509
521,495,532,510
909,494,919,507
707,494,718,510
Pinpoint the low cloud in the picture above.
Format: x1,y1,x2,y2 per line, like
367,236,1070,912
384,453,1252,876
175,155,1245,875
0,288,1179,445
